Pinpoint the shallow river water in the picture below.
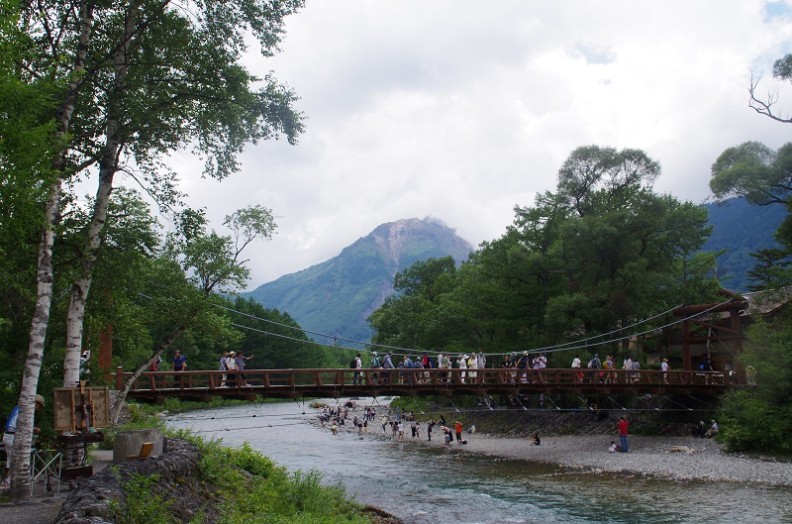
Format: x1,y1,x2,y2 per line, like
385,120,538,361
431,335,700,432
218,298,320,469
167,400,791,524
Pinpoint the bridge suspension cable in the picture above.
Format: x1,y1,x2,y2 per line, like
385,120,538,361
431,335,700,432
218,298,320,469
139,291,735,360
219,298,733,359
527,298,733,357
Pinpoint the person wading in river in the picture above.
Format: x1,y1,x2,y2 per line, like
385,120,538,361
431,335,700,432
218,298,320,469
617,416,630,453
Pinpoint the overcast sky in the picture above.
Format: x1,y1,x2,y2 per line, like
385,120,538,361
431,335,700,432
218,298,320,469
172,0,792,290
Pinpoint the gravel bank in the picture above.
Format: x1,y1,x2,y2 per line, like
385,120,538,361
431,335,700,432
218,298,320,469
316,400,792,488
456,434,792,486
324,402,792,488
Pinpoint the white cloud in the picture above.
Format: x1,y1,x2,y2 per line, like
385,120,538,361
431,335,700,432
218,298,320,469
178,0,792,289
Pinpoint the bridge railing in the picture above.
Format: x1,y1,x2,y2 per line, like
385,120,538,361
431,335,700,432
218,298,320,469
116,366,737,394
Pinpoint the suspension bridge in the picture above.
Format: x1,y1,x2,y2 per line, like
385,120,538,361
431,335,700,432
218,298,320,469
117,366,745,403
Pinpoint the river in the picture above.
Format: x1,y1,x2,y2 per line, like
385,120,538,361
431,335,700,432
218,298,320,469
166,399,791,524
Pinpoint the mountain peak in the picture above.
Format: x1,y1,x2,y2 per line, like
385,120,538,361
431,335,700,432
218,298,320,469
246,218,472,343
368,217,461,274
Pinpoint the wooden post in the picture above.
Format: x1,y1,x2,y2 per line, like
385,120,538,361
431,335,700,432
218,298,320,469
99,325,113,383
730,308,743,354
682,320,692,371
115,366,124,390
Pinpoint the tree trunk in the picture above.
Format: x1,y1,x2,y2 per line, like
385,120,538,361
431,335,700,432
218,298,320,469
110,326,185,425
63,4,139,387
10,1,94,501
9,180,61,500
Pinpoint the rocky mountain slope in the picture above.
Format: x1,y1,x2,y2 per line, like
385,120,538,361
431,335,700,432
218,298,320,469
245,217,473,344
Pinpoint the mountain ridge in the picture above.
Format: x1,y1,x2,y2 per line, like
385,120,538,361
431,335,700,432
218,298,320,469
245,217,473,343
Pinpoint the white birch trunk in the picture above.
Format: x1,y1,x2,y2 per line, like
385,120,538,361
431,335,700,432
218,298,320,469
63,5,138,387
10,1,94,501
10,180,60,500
62,171,114,387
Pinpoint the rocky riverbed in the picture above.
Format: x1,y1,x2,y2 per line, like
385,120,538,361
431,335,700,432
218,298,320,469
457,434,792,486
319,401,792,487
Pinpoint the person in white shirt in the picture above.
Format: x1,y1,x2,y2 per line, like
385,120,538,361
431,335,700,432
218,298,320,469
705,420,719,438
660,358,670,384
571,355,582,382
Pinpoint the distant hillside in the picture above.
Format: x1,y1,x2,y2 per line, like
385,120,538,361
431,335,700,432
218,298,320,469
245,217,473,344
702,197,787,291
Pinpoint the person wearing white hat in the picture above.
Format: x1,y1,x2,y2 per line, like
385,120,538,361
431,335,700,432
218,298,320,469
3,394,45,476
458,354,468,384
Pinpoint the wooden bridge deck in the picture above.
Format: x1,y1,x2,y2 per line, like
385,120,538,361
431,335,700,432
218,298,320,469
117,367,743,402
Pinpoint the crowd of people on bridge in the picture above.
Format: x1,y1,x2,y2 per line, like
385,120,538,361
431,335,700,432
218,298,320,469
155,346,732,391
360,351,489,385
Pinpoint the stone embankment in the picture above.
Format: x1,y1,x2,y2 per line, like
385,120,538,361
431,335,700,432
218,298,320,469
55,438,216,524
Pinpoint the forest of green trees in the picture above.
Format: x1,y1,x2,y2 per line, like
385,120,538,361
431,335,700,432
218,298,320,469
368,140,792,456
3,1,792,501
370,145,722,356
0,0,349,498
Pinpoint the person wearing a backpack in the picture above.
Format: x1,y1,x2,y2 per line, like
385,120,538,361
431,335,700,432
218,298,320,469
587,354,602,384
382,353,394,384
517,351,530,384
370,352,381,384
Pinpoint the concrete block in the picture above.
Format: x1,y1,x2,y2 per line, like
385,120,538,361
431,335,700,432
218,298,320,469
112,428,163,463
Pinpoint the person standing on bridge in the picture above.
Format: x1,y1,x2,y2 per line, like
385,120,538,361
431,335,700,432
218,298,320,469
604,355,616,384
631,359,641,384
172,350,187,387
467,353,477,382
572,355,583,383
382,353,394,384
458,354,468,384
225,351,238,387
172,350,187,372
420,353,430,384
617,416,629,453
370,352,381,384
435,352,444,383
477,351,486,371
352,354,363,385
588,354,602,384
534,353,547,384
661,358,670,385
517,351,530,384
218,351,228,387
236,351,253,386
622,356,633,384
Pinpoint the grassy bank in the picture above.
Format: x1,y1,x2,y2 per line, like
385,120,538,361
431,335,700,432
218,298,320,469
108,403,397,524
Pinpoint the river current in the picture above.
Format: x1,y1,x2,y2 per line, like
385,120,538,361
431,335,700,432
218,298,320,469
167,400,791,524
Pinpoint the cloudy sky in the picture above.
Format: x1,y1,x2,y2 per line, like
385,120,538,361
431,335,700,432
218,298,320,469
174,0,792,290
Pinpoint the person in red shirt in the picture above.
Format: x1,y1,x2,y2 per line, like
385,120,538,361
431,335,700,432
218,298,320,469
617,416,629,453
454,420,463,445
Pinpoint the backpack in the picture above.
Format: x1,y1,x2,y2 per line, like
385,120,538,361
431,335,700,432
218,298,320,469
371,356,381,368
350,358,357,369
